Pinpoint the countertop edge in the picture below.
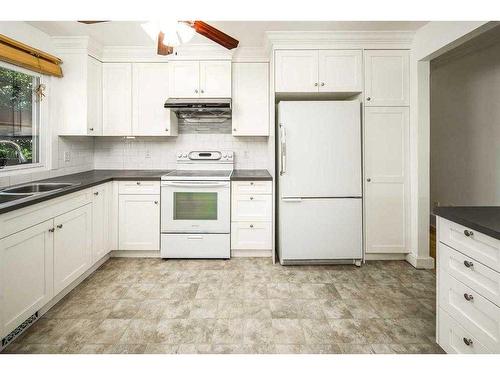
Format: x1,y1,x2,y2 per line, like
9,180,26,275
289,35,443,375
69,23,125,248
435,207,500,241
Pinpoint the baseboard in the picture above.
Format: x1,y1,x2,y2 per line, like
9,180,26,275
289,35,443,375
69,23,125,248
231,249,272,257
39,254,110,316
364,253,408,261
111,250,161,258
406,253,435,269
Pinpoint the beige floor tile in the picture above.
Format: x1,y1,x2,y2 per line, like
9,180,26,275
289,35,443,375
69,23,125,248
87,319,131,344
212,319,244,344
272,319,305,344
190,299,218,319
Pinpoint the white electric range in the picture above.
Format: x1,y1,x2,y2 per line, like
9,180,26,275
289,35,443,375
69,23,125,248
160,150,233,259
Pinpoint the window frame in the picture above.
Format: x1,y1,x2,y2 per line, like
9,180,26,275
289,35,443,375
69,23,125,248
0,60,50,175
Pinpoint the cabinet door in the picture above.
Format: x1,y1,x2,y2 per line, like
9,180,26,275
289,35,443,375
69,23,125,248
365,107,409,253
232,62,269,136
132,63,176,136
0,220,54,338
275,50,319,93
318,50,362,92
102,63,132,135
364,50,409,106
169,61,200,98
92,184,108,263
119,195,160,250
53,204,92,295
199,61,232,97
231,222,272,250
87,56,102,135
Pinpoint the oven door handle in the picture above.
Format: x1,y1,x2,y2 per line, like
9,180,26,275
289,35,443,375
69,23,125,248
161,181,230,188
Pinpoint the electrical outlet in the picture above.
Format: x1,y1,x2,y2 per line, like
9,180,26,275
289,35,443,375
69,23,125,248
64,151,71,163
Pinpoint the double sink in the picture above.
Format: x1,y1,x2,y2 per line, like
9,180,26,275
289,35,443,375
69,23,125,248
0,183,80,206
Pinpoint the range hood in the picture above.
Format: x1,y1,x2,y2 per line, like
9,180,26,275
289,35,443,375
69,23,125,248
164,98,232,122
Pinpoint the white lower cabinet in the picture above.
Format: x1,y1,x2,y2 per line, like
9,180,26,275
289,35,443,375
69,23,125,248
119,194,160,251
0,220,54,338
53,204,92,295
231,181,272,254
92,183,110,263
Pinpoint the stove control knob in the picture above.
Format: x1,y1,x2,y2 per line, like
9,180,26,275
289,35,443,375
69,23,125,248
228,154,233,159
177,153,182,158
222,153,227,159
183,153,187,158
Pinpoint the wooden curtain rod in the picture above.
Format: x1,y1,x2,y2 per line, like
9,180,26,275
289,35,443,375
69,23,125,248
0,34,62,64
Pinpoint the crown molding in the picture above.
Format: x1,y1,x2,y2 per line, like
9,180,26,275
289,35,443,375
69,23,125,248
266,30,415,49
51,36,103,59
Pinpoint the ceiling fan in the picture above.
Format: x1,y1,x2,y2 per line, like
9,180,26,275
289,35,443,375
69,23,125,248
77,20,239,56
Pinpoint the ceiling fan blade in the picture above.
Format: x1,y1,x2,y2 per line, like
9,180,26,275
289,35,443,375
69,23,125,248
157,31,174,55
77,21,109,24
190,21,239,50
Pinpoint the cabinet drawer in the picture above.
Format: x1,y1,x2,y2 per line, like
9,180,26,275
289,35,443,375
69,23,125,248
439,271,500,352
231,222,272,250
161,233,230,259
438,308,490,354
232,181,272,195
118,180,160,195
439,242,500,307
232,194,272,221
438,217,500,272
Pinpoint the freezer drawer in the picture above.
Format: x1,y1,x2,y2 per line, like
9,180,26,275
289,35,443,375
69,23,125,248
279,198,362,261
161,233,230,259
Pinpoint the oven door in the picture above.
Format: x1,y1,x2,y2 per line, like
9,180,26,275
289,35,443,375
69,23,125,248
161,181,230,233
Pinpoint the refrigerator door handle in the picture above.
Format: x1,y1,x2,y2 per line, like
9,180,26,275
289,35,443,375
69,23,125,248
282,197,302,202
280,123,286,175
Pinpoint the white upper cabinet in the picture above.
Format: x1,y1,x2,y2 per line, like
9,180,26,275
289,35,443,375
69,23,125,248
169,61,200,98
275,49,363,93
364,50,409,106
232,62,269,136
169,60,231,98
199,61,232,97
102,63,132,136
87,56,103,135
318,50,363,92
132,63,177,136
275,50,318,92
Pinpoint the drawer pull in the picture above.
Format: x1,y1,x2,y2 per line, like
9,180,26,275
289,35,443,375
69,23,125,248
463,337,473,346
48,228,55,233
57,224,63,229
250,224,254,228
94,191,99,196
136,182,141,185
464,293,474,302
464,230,474,237
250,182,254,185
463,260,474,268
250,197,254,200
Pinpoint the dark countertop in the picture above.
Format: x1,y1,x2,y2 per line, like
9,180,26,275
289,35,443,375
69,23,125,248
0,169,172,215
231,169,273,181
435,206,500,240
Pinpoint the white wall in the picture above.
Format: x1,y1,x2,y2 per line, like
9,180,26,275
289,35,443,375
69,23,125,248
430,40,500,209
0,22,94,188
94,135,269,170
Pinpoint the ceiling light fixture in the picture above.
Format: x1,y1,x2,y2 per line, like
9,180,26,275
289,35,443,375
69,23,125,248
141,20,195,47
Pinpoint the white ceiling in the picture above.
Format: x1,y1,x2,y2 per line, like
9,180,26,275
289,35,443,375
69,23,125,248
28,21,428,47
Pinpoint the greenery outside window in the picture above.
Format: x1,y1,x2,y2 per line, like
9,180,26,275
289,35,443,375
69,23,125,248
0,62,42,170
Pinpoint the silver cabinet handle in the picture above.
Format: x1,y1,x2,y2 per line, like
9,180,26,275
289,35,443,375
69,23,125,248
464,293,474,302
366,97,371,101
154,201,158,205
366,178,371,182
464,230,474,237
250,182,254,185
250,197,254,200
195,89,199,94
89,128,94,131
165,128,169,132
201,89,204,94
57,224,63,229
233,128,237,132
463,337,473,346
94,191,99,196
279,123,286,176
250,224,254,228
464,260,474,268
320,82,325,86
48,228,55,233
314,82,318,87
136,181,141,185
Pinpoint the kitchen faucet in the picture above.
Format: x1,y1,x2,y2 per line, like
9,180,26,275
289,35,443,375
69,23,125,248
0,140,28,165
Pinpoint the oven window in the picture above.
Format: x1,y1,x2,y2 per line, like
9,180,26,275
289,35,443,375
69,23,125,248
174,192,218,220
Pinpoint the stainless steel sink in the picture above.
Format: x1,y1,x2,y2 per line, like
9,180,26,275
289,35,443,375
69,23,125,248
0,193,34,204
0,182,77,195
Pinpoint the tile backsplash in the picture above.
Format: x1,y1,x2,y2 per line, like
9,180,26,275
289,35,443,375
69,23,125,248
94,134,269,170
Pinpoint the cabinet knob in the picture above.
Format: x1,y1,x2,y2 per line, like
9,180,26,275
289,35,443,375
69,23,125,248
366,97,371,101
201,89,204,94
57,224,63,229
250,224,254,228
233,128,237,131
49,228,55,233
136,181,141,185
463,337,473,346
154,201,158,205
250,196,254,200
320,82,325,86
314,82,318,87
463,293,474,302
94,191,99,196
195,89,199,94
165,128,169,132
463,260,474,268
366,178,371,182
250,182,254,185
89,128,94,131
464,230,474,237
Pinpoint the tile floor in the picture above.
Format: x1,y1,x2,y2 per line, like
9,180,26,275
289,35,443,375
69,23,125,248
2,258,444,354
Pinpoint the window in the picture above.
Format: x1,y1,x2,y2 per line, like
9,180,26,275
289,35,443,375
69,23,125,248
0,63,41,170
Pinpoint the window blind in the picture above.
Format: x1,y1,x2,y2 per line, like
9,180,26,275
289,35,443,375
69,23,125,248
0,34,63,77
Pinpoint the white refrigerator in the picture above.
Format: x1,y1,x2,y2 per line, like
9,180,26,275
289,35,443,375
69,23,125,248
278,100,362,264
